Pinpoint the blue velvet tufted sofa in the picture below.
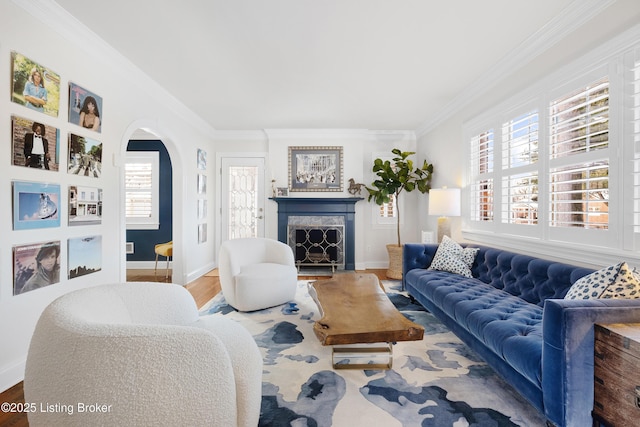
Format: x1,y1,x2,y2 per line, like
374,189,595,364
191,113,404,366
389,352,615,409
403,243,640,427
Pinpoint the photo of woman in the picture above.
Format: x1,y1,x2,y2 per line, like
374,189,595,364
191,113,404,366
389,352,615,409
69,82,103,133
11,51,60,117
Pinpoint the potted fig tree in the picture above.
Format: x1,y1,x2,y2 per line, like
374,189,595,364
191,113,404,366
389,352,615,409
365,148,434,279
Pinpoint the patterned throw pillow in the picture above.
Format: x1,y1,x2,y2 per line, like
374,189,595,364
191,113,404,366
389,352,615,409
428,235,479,278
564,262,640,300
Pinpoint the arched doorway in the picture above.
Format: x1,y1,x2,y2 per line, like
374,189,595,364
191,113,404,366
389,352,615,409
119,123,183,285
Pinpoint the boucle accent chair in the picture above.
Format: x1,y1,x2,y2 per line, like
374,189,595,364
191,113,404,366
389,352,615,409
24,282,263,427
219,237,297,312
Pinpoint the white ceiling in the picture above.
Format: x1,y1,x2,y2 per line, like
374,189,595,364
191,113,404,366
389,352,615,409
54,0,582,131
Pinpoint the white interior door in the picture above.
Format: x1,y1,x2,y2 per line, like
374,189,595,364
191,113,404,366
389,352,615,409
220,157,265,241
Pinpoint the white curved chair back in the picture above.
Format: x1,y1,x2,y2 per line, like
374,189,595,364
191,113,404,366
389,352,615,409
219,238,297,311
24,282,263,427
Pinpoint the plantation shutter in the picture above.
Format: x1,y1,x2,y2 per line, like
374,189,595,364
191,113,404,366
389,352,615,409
469,130,494,222
125,151,159,229
548,77,609,229
501,111,539,224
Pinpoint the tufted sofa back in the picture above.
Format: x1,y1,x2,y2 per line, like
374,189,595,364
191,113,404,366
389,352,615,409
471,246,595,306
403,243,595,307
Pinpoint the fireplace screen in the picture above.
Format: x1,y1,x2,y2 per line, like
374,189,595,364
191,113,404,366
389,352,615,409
289,225,344,271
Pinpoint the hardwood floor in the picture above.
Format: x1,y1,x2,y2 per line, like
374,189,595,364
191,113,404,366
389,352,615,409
0,268,389,426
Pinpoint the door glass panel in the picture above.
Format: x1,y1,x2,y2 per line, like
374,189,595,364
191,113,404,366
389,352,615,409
228,166,258,238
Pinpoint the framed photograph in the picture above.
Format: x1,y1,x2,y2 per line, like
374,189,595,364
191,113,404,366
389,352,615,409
12,181,61,230
12,115,60,171
198,223,207,244
68,133,102,178
69,82,103,133
289,146,343,192
276,187,289,197
68,235,102,279
11,51,60,117
13,240,61,295
197,174,207,194
197,148,207,171
197,199,207,220
69,186,102,226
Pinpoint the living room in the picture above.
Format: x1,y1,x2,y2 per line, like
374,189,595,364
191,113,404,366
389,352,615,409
2,0,640,425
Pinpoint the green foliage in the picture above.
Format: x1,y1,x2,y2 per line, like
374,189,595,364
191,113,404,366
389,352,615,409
365,148,434,245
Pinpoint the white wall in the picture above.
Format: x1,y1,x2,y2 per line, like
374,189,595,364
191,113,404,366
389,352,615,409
0,1,216,391
213,129,426,270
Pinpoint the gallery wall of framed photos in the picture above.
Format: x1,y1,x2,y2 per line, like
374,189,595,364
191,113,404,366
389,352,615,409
9,50,104,297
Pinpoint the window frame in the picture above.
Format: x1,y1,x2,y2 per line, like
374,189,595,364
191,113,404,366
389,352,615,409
125,151,160,230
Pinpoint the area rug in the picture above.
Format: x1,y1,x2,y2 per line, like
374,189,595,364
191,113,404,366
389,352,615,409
200,280,546,427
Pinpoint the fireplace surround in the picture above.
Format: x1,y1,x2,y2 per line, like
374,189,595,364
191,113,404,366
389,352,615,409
270,197,363,270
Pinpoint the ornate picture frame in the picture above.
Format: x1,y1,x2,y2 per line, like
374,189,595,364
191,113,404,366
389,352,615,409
289,146,343,192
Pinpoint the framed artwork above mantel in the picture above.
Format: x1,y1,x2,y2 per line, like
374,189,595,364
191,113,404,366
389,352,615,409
289,146,343,192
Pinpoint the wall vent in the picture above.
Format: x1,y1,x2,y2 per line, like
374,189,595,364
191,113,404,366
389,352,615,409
125,242,134,254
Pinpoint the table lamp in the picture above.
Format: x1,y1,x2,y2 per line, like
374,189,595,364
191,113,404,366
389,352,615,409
428,187,461,243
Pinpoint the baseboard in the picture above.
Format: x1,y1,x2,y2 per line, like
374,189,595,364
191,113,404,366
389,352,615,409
0,360,25,394
126,261,169,270
186,261,217,284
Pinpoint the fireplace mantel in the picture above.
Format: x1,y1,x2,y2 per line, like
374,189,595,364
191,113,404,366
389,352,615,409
270,197,364,270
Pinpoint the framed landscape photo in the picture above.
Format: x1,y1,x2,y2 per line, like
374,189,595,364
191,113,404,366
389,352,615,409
68,235,102,279
289,146,343,192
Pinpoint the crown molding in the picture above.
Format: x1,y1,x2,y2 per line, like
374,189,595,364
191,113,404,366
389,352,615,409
213,129,268,141
12,0,217,137
415,0,617,137
264,128,369,140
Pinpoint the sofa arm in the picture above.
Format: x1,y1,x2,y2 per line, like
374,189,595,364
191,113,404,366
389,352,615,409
542,298,640,427
403,243,439,287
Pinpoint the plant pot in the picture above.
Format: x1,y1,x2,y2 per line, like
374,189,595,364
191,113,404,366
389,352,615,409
386,244,403,279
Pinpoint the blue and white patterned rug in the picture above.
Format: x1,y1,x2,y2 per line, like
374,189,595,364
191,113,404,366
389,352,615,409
200,280,546,427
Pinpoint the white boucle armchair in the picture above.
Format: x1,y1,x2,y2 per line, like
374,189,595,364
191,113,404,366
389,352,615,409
24,282,263,427
218,238,297,312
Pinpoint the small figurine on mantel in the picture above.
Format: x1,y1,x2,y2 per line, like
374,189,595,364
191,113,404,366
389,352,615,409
348,178,365,196
272,179,277,197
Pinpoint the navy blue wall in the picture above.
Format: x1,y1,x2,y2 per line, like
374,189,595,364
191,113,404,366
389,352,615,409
126,140,173,262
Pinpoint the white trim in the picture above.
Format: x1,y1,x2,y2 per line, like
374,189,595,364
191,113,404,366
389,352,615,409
462,229,640,270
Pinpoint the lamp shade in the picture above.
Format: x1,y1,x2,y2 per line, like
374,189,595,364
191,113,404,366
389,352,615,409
429,187,461,217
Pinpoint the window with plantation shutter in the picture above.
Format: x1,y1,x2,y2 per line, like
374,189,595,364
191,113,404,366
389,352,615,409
548,78,609,230
501,111,539,224
125,151,159,230
463,31,640,263
628,50,640,235
379,193,396,218
469,130,494,222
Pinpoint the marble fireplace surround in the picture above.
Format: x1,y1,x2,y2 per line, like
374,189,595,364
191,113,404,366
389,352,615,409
270,197,363,270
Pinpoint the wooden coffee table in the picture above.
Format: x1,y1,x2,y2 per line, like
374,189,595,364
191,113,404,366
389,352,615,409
308,272,424,369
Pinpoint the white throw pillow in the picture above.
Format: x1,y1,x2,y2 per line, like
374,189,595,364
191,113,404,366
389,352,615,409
564,262,640,300
428,235,479,278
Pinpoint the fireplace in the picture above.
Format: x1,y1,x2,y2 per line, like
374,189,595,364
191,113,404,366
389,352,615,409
270,197,363,270
288,220,344,271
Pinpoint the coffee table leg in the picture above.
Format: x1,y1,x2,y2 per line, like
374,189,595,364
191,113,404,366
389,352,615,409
332,343,393,370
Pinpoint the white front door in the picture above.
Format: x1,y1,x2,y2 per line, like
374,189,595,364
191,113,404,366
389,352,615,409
220,157,265,241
